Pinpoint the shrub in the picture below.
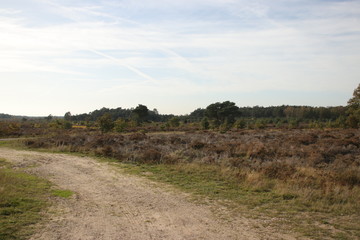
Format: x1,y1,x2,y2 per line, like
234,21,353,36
168,117,180,127
190,140,206,150
262,162,296,180
336,168,360,187
235,119,246,129
139,148,162,164
201,117,210,130
98,113,114,133
114,119,128,132
128,132,147,141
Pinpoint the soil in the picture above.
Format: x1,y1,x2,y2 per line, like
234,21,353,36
0,148,298,240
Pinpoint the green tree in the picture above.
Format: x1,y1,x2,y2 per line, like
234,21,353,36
132,104,149,125
64,111,72,121
98,113,114,133
189,108,205,121
347,84,360,128
205,101,239,125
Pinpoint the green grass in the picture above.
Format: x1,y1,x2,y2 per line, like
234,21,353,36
51,189,74,198
0,159,51,240
121,163,275,206
0,141,13,148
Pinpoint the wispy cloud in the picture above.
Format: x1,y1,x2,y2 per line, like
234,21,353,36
1,0,359,115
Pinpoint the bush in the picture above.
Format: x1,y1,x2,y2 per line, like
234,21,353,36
98,113,114,133
190,140,206,150
235,119,246,129
201,117,210,130
139,148,162,164
114,119,128,132
336,168,360,187
262,162,296,180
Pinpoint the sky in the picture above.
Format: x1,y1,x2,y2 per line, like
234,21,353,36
1,0,359,116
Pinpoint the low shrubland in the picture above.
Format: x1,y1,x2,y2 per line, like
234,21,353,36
0,121,47,138
17,128,360,238
22,129,360,203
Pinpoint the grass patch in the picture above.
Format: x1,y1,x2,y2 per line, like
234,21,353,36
0,159,51,240
51,189,74,198
119,162,360,239
121,163,277,207
0,141,13,148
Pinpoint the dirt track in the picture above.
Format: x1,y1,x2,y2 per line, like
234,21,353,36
0,148,296,240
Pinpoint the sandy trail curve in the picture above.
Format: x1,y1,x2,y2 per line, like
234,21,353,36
0,148,296,240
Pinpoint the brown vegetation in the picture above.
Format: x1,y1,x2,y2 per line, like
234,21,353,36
22,129,360,189
6,128,360,237
0,121,46,137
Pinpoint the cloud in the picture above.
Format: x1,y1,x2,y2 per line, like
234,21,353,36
1,0,359,115
0,8,22,15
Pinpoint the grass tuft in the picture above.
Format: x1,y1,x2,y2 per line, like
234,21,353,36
51,189,74,198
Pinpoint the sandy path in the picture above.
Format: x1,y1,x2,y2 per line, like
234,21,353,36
0,148,296,240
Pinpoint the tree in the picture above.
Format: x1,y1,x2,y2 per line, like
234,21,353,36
205,101,240,125
98,113,114,133
64,111,72,121
189,108,205,121
132,104,149,124
347,84,360,128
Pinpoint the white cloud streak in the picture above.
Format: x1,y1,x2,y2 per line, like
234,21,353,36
1,0,359,115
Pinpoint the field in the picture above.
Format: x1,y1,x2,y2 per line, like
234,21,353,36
15,127,360,239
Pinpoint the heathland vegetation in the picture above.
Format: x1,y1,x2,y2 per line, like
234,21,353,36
0,84,359,238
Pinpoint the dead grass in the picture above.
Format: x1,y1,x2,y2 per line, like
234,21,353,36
16,128,360,238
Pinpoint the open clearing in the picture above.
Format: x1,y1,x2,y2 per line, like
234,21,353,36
0,148,297,240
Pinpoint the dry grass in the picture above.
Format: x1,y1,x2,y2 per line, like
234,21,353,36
19,128,360,238
22,129,360,187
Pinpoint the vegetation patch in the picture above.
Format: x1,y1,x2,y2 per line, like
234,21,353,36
0,159,51,240
51,189,74,198
2,116,360,239
119,162,360,239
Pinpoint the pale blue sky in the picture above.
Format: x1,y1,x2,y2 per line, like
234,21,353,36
1,0,359,116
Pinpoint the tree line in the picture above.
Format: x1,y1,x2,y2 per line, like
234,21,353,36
61,83,360,131
188,105,347,122
67,104,347,124
68,105,175,123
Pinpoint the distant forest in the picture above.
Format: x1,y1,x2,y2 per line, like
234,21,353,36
1,83,359,130
69,104,347,123
0,113,12,119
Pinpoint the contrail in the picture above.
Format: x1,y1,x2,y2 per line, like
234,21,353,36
88,49,157,84
37,0,158,84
